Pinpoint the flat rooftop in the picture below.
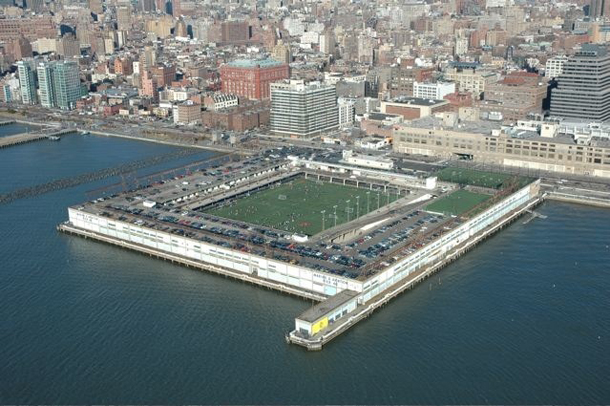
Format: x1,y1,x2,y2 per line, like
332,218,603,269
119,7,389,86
297,289,359,323
406,116,501,135
225,58,285,69
388,97,447,106
367,112,401,121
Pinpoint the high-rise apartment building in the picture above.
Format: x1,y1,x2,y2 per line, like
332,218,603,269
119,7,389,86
140,45,157,69
219,21,251,45
272,41,291,64
37,61,55,108
8,36,32,61
545,55,568,79
550,44,610,122
141,70,159,101
338,98,356,129
590,0,610,17
270,80,339,137
117,6,132,31
53,61,81,110
57,34,81,59
172,0,181,16
17,59,37,105
319,31,335,55
139,0,155,12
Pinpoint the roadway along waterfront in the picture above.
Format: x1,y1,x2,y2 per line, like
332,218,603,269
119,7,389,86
0,129,608,403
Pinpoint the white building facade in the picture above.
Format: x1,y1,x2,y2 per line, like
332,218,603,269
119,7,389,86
545,55,568,79
338,97,355,128
413,81,456,99
270,80,339,137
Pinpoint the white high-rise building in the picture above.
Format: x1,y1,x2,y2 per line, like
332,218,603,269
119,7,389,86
545,55,568,79
320,32,335,55
17,59,37,105
270,80,339,137
338,98,355,128
455,36,469,57
37,61,56,108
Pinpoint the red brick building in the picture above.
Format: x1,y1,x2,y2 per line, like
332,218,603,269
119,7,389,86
114,57,133,76
202,101,270,131
220,20,250,45
220,58,289,100
0,17,56,42
151,64,176,88
444,92,473,111
141,70,159,101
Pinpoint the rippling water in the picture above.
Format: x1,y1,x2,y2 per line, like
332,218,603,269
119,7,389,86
0,122,39,138
0,131,609,404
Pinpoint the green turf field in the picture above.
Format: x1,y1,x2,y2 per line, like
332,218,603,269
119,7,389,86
205,178,400,235
436,168,513,189
425,189,491,216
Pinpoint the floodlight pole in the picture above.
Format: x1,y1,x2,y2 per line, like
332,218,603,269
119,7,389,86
346,200,351,222
356,196,360,218
366,191,370,213
321,210,326,231
333,205,338,227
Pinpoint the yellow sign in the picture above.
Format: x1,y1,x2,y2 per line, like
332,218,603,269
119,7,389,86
311,317,329,335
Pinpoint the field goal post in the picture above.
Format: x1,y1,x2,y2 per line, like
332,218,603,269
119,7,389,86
278,194,287,200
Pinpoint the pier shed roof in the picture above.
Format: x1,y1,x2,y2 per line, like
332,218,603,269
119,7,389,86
297,289,359,323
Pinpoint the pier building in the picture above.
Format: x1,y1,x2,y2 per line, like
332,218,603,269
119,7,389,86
59,149,541,350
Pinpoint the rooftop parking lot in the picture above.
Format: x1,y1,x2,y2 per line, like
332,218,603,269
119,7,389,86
76,148,515,281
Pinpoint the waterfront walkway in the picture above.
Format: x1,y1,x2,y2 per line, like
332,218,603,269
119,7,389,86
544,187,610,208
0,132,48,148
0,128,72,149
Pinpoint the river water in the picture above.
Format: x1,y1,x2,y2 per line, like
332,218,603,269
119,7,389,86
0,128,608,404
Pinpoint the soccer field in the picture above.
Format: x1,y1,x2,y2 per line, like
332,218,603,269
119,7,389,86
436,168,512,189
425,189,491,216
205,178,400,235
